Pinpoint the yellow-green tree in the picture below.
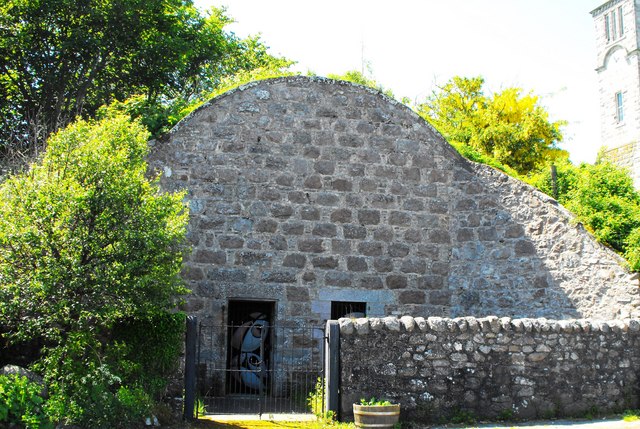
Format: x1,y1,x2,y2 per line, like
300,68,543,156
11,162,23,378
417,76,566,175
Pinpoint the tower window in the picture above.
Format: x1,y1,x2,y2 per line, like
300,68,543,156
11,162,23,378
615,92,624,122
619,6,624,36
605,7,624,42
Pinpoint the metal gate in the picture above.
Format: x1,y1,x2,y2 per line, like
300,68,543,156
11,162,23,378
196,321,326,416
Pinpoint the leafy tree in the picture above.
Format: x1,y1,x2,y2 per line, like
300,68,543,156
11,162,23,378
0,0,291,162
423,77,640,271
417,76,566,175
0,113,189,426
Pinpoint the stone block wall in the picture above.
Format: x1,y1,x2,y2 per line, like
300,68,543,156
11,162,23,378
338,316,640,422
148,76,639,326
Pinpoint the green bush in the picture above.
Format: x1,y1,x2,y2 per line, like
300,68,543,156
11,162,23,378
623,409,640,422
528,160,640,271
0,374,52,429
39,335,154,428
625,228,640,272
110,312,186,399
0,113,189,428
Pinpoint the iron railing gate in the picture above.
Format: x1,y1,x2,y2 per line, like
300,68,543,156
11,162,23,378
196,322,326,416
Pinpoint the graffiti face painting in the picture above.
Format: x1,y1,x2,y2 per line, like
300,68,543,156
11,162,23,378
229,312,270,392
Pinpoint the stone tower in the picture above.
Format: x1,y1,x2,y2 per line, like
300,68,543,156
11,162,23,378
591,0,640,187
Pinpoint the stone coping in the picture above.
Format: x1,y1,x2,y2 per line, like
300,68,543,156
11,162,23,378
162,75,410,139
337,315,640,335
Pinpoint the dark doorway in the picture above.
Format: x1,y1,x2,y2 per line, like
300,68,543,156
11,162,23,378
226,300,275,395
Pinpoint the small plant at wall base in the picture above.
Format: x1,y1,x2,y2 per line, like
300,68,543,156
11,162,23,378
497,408,514,422
449,408,477,425
359,397,392,406
307,377,335,422
196,398,206,417
584,405,600,420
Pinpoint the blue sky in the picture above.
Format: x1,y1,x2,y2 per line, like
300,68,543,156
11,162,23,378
194,0,605,163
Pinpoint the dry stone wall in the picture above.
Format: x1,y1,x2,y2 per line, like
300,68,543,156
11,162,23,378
148,75,640,326
338,316,640,422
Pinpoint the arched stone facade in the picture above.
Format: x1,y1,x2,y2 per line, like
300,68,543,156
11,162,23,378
149,76,640,325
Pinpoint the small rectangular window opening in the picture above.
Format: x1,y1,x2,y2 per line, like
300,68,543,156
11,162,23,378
612,10,618,40
619,6,624,36
331,301,366,319
605,13,611,41
616,92,624,123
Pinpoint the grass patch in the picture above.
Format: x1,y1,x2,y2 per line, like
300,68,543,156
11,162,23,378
182,419,355,428
623,409,640,422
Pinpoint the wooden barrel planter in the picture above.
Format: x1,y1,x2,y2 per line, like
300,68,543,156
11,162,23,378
353,403,400,428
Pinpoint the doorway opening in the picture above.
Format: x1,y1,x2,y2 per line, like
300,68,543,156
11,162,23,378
226,300,274,395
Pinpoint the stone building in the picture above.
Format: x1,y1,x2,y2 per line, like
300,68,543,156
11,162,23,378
591,0,640,187
150,75,639,324
148,76,639,401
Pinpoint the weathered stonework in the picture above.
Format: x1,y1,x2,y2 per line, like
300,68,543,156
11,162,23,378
338,316,640,422
603,141,640,188
149,75,639,324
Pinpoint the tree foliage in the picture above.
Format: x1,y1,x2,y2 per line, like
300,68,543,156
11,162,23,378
0,0,291,162
0,113,189,426
417,76,566,175
327,70,395,98
107,65,297,138
528,160,640,271
421,76,640,271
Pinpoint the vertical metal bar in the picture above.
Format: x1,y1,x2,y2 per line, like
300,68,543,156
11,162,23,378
259,322,266,417
196,321,203,417
325,320,340,419
319,326,325,416
184,316,198,421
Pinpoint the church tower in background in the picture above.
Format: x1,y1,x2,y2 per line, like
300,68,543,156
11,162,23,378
591,0,640,187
